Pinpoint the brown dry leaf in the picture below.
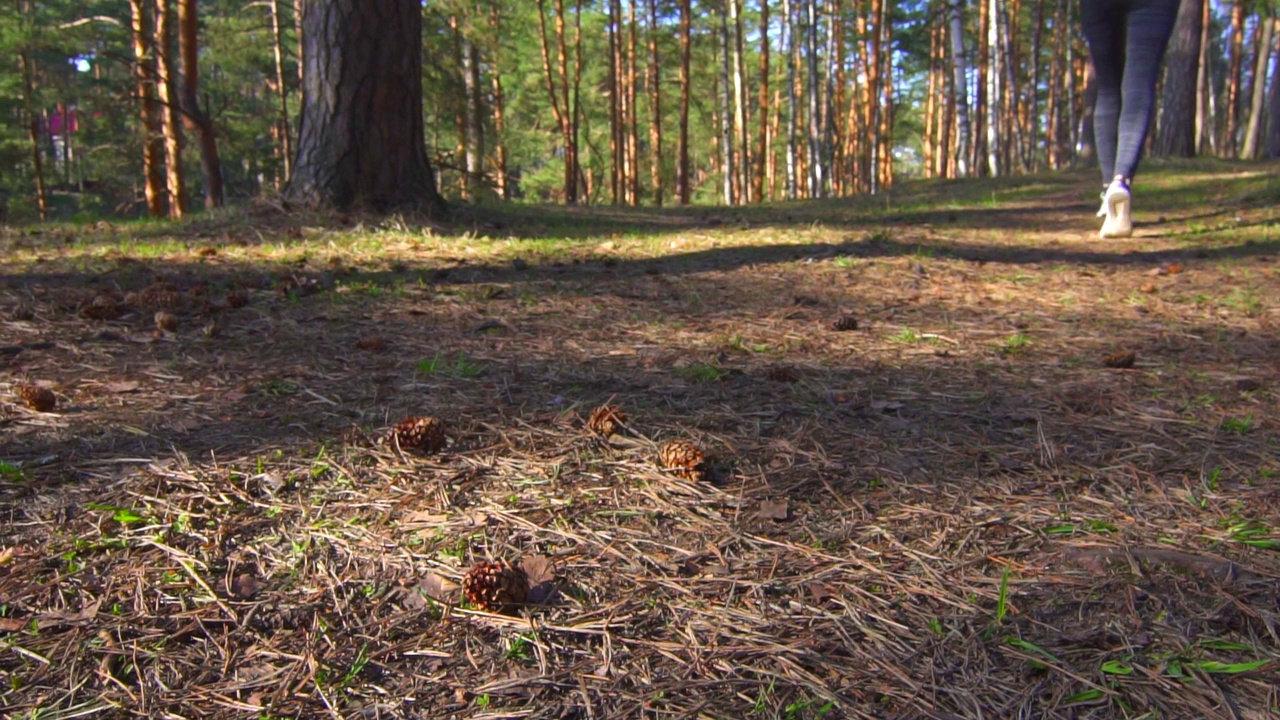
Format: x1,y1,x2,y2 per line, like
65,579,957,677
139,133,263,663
407,573,460,607
0,546,15,565
758,499,790,521
1102,350,1136,369
519,555,556,586
1139,283,1157,294
355,335,389,352
1163,263,1184,275
231,572,261,599
0,618,24,632
104,381,141,394
197,246,218,257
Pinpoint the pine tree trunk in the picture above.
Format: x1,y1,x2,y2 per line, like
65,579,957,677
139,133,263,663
1266,18,1280,158
804,0,822,196
1240,12,1273,159
754,0,770,202
17,43,47,220
489,6,509,199
719,3,735,204
627,0,639,205
729,0,750,203
648,0,663,205
877,0,893,190
1225,0,1245,156
783,0,798,198
178,0,224,208
1195,0,1211,154
676,0,692,204
461,36,484,197
153,0,186,217
130,0,166,217
270,0,293,184
1156,0,1201,157
948,0,971,177
286,0,443,211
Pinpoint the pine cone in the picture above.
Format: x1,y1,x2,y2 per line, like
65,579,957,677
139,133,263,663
462,560,528,613
140,282,181,309
17,384,56,412
391,416,446,453
81,294,121,320
155,311,178,332
831,315,859,331
1103,350,1136,369
659,439,706,481
586,404,626,437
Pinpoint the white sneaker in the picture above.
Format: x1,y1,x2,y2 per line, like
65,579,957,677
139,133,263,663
1096,191,1107,218
1100,178,1132,239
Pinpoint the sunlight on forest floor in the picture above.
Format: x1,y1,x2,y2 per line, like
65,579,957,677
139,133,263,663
2,159,1279,719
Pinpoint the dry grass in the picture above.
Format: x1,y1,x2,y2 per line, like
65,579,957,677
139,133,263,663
2,161,1279,719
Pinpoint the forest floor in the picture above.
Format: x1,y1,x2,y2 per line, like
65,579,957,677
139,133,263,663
2,158,1279,720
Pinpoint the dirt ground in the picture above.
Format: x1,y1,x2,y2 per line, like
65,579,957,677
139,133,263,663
2,161,1279,719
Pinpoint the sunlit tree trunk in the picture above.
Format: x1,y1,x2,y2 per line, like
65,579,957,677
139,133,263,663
461,35,484,197
1224,0,1245,157
270,0,292,184
648,0,663,205
676,0,692,204
729,0,750,203
627,0,639,205
179,0,223,208
804,0,822,196
877,0,893,190
754,0,770,202
153,0,186,217
1266,18,1280,158
1195,0,1211,154
1241,12,1273,159
948,0,971,177
130,0,166,216
783,0,798,198
719,2,735,203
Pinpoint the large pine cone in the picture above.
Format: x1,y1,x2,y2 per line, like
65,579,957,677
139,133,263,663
391,416,446,453
462,560,528,613
1102,350,1136,369
586,404,626,437
659,439,706,481
140,281,182,309
17,384,56,412
81,294,122,320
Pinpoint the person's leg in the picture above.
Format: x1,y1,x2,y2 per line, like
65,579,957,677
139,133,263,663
1112,0,1181,183
1081,0,1126,187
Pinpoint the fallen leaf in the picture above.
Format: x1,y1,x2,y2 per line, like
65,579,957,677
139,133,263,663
1163,263,1184,275
355,335,388,352
231,572,261,599
758,499,790,521
0,546,15,565
0,618,25,632
104,381,140,394
519,555,556,586
407,573,459,607
1139,283,1157,294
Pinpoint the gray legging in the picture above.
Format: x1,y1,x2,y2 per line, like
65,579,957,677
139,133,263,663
1081,0,1181,186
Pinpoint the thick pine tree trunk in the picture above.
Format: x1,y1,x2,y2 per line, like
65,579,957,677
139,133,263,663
754,0,769,202
1224,0,1245,156
461,35,484,197
179,0,224,208
948,0,971,177
648,0,662,206
287,0,443,212
1266,18,1280,158
1156,0,1201,157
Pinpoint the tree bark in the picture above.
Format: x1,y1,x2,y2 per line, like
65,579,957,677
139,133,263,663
676,0,692,204
804,0,822,196
648,0,662,205
719,2,735,204
609,0,621,203
1194,0,1211,154
286,0,443,212
1240,12,1273,159
754,0,770,202
130,0,166,217
1225,0,1245,156
270,0,293,184
729,0,750,202
178,0,223,208
153,0,186,217
461,34,484,197
1266,19,1280,158
1156,0,1201,157
489,6,509,199
16,32,47,220
627,0,639,205
784,0,798,198
948,0,971,177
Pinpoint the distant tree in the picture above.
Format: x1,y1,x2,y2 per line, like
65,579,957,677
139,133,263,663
286,0,444,212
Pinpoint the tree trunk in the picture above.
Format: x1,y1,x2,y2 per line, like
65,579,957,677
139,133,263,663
784,0,798,198
1156,0,1201,157
729,0,750,203
877,0,893,190
804,0,822,196
648,0,662,205
754,0,770,202
948,0,971,177
153,0,186,217
1075,59,1097,165
178,0,224,208
1195,0,1211,154
286,0,443,212
16,38,47,220
130,0,166,217
1266,19,1280,158
1224,0,1245,156
1240,12,1273,159
609,0,621,203
489,6,509,199
719,3,735,204
270,0,293,184
676,0,691,204
627,0,639,205
461,35,484,197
